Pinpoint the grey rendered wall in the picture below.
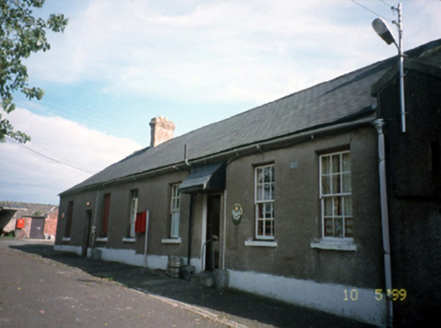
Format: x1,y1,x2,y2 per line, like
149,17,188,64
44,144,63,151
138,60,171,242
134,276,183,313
56,191,95,247
225,126,384,289
56,170,198,261
377,70,441,326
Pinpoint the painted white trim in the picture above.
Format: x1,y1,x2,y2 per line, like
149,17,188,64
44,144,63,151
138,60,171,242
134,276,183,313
62,237,71,242
54,244,82,256
245,240,277,247
161,238,182,244
87,247,202,273
311,240,357,251
97,248,145,266
95,237,108,242
122,238,136,243
229,270,385,327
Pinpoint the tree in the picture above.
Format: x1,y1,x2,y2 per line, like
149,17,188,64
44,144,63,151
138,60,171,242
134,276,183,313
0,0,68,143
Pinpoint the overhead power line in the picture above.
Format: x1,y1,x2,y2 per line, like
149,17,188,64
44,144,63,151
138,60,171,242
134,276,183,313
351,0,393,22
379,0,393,9
5,136,93,175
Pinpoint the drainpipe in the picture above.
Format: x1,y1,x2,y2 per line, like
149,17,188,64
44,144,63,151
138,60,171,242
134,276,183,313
187,194,194,267
144,210,150,268
373,119,393,327
222,190,227,270
397,3,406,133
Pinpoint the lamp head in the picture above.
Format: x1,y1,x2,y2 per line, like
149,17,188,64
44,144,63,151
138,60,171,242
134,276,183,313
372,18,396,45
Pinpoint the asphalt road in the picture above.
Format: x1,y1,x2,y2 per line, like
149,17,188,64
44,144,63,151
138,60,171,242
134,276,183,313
0,239,376,328
0,239,227,328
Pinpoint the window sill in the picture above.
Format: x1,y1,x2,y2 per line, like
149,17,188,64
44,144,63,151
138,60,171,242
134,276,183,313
245,240,277,247
311,240,357,251
96,237,108,242
62,237,71,242
162,238,182,244
122,237,135,243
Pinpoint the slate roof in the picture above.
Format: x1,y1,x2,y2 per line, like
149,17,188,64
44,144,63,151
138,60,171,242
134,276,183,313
61,39,441,195
0,202,57,216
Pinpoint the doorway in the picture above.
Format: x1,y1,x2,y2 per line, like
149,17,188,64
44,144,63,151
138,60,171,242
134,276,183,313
29,217,45,239
82,210,93,257
205,194,221,271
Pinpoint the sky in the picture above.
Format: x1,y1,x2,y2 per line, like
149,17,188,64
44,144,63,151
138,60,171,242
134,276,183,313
1,0,440,205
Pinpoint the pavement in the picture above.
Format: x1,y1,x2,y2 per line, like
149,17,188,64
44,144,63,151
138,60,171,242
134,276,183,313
6,239,376,328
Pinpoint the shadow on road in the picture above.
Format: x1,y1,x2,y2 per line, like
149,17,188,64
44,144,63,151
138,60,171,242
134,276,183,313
9,242,375,328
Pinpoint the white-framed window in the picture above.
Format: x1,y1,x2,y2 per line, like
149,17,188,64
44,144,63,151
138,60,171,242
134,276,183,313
170,183,181,238
129,189,138,238
255,164,275,239
320,151,353,239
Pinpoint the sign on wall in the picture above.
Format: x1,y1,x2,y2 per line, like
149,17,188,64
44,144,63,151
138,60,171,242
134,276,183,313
232,203,243,226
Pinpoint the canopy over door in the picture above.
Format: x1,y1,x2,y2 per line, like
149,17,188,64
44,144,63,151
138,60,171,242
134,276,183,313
179,162,226,194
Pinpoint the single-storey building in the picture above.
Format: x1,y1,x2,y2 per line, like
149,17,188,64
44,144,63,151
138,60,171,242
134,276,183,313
0,202,58,239
55,39,441,327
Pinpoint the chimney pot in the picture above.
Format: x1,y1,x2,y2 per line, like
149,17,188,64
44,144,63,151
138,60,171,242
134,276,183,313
150,116,175,147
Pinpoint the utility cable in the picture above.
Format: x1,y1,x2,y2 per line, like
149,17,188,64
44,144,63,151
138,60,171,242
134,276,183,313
5,136,93,175
351,0,393,22
379,0,393,8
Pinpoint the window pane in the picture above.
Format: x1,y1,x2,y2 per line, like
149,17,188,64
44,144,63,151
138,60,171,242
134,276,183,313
170,212,180,238
257,219,264,236
324,218,333,237
265,202,274,218
342,173,351,193
266,219,274,236
321,156,330,174
333,196,342,216
334,218,343,237
332,154,340,173
332,174,341,194
264,167,271,183
322,176,331,195
256,203,264,218
258,185,264,201
342,152,351,172
344,196,352,216
324,198,332,216
257,168,265,183
264,183,272,200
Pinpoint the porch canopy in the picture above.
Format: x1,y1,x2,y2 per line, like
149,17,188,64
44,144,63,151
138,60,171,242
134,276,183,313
179,162,226,194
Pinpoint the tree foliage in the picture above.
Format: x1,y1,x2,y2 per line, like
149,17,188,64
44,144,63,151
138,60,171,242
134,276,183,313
0,0,68,143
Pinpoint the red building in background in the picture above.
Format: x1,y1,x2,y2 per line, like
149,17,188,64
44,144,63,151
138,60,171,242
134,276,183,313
0,202,58,239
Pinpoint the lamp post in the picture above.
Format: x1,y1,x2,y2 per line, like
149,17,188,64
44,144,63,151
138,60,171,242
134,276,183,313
372,3,406,133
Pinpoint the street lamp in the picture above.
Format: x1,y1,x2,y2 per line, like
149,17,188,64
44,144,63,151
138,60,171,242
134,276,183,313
372,3,406,133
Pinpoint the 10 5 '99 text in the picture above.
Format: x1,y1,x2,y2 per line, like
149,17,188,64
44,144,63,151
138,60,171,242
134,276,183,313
343,289,407,301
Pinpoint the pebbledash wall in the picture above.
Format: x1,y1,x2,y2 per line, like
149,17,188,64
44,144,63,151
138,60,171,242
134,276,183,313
224,125,385,326
55,170,208,272
55,124,386,326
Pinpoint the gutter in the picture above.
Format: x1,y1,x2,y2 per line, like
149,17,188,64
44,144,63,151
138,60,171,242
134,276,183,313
372,119,393,327
60,115,374,197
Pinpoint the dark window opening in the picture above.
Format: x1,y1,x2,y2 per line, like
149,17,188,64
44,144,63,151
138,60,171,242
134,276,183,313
65,201,74,238
101,193,111,237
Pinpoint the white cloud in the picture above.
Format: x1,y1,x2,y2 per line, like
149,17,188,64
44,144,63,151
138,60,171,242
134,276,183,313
3,0,439,205
27,0,440,107
0,108,142,204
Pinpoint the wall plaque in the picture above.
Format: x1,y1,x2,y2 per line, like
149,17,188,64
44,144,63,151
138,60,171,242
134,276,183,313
232,203,243,226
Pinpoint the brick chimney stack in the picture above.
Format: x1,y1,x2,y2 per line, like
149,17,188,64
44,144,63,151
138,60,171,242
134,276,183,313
149,116,175,147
